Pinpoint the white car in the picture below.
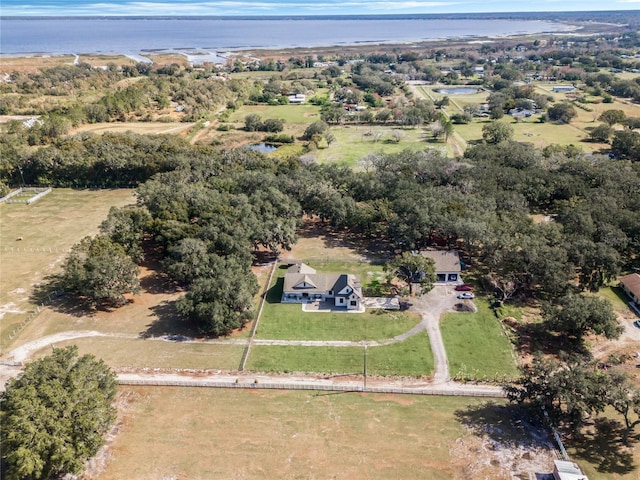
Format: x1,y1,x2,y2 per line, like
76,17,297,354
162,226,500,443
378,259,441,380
457,292,475,300
634,320,640,329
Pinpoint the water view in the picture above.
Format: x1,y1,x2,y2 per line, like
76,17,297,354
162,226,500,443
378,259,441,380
0,16,573,55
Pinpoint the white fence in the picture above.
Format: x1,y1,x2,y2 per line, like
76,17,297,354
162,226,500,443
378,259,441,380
1,187,52,204
118,378,507,397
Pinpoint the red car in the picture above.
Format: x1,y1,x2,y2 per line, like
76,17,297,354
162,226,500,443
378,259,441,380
455,284,473,291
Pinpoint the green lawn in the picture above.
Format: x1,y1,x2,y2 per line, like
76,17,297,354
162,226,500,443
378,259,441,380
598,285,632,314
228,104,321,124
247,331,434,377
314,125,446,167
257,262,421,341
441,300,519,382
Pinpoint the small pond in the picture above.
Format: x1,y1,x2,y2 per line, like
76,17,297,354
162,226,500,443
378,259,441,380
437,88,479,95
247,143,278,153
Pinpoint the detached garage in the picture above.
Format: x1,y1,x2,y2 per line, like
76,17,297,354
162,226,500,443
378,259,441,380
620,273,640,305
420,250,462,283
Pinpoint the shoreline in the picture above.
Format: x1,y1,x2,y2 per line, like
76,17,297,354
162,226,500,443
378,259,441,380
0,27,583,63
0,16,585,59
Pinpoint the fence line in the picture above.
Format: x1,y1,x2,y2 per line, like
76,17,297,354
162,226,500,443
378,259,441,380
3,247,72,254
0,188,25,203
240,260,278,371
541,406,569,460
0,291,62,354
3,187,52,204
117,378,506,397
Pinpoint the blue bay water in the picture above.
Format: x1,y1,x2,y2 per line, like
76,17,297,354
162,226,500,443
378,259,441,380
0,17,571,55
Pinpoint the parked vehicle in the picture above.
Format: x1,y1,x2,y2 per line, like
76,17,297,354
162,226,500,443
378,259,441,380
457,292,475,299
455,284,473,291
634,320,640,329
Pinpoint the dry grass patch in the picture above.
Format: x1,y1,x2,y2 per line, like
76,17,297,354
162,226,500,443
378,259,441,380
70,122,194,136
0,55,76,73
31,337,244,370
78,54,136,67
98,387,493,480
145,54,190,67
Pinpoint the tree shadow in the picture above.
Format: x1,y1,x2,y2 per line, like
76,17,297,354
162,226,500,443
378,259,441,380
29,275,102,317
265,276,285,304
252,250,278,266
454,401,555,450
140,299,199,339
502,317,591,358
295,217,390,258
139,270,177,295
570,417,637,475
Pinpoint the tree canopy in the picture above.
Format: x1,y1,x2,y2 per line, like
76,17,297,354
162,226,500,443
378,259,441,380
384,252,436,295
542,294,622,342
60,235,141,307
1,346,117,480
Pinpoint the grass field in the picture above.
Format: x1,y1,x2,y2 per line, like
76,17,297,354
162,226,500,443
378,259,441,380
33,337,245,370
228,104,321,125
315,125,446,167
441,300,519,382
99,387,486,479
0,188,136,348
247,331,434,376
598,285,633,314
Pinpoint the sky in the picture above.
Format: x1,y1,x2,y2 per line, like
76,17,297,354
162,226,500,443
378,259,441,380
1,0,639,16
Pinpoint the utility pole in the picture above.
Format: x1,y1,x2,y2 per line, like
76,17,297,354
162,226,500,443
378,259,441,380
363,344,367,391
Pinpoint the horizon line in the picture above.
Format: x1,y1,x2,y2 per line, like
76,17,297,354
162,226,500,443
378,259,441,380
3,9,639,18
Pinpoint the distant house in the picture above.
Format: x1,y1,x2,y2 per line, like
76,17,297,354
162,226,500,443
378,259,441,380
553,85,576,93
620,273,640,305
553,460,588,480
420,250,462,283
288,94,306,104
22,117,43,129
281,263,363,310
509,108,534,119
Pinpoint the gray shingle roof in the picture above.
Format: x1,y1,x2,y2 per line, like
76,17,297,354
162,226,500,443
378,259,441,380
420,250,461,273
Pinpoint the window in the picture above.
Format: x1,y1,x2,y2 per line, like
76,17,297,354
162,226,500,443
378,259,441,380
350,301,357,306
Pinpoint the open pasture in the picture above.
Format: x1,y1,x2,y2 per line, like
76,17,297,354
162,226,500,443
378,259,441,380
98,387,491,480
228,103,321,125
314,125,446,167
0,188,135,347
0,55,77,73
70,122,194,136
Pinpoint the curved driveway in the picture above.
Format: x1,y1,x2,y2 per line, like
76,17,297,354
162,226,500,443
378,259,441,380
0,286,500,396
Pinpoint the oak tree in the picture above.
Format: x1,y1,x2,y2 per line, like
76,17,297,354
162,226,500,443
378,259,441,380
1,346,116,480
